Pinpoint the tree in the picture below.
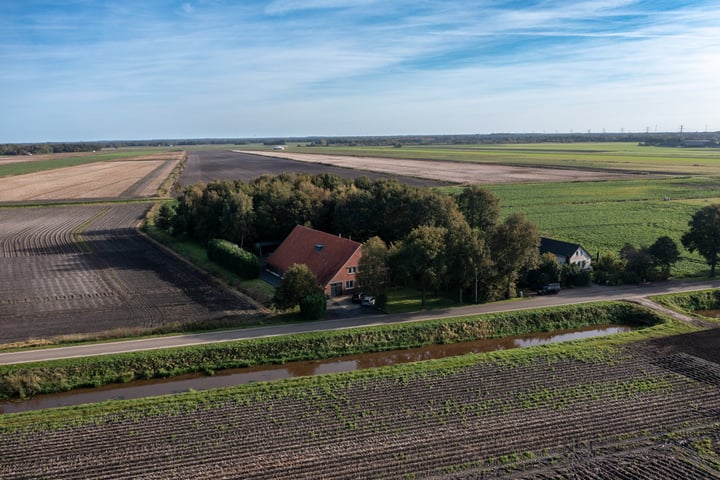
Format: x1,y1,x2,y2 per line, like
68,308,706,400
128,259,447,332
443,217,487,303
488,213,540,299
593,252,625,285
649,236,680,279
620,243,653,283
298,293,327,320
273,263,323,310
357,236,391,306
455,186,501,236
682,204,720,277
391,225,447,308
526,252,561,291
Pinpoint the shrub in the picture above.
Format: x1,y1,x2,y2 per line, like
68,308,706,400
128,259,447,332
207,238,260,279
299,293,327,320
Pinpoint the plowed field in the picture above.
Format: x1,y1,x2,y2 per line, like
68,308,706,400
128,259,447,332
0,203,260,344
239,150,633,185
177,150,452,187
2,332,719,479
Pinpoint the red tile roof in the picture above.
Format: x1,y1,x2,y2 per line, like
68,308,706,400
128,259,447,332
266,225,361,287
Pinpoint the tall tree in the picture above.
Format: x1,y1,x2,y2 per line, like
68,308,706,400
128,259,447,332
682,204,720,277
391,226,447,308
489,213,540,299
443,217,487,303
456,186,501,236
357,236,391,305
648,236,681,279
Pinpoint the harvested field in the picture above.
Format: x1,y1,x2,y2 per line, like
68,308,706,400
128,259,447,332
2,330,720,479
0,151,183,201
239,150,638,185
177,150,453,188
0,203,260,344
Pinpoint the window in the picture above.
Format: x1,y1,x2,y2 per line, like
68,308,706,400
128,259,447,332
347,266,358,274
345,280,355,289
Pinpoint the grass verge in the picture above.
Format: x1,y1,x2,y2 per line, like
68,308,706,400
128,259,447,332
0,302,674,401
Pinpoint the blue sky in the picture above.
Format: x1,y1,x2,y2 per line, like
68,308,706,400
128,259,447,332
1,1,719,142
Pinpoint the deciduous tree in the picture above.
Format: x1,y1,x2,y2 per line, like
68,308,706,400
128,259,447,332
357,236,391,305
273,263,323,310
682,204,720,277
489,213,540,299
649,236,680,279
391,226,447,308
456,186,501,236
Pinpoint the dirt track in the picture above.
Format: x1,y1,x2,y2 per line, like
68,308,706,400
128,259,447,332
239,150,634,184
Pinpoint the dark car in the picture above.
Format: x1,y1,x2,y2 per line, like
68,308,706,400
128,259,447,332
538,283,561,295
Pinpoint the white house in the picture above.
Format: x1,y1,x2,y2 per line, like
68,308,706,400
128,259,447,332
539,237,592,270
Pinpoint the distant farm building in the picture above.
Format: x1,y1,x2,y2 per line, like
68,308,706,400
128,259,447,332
273,145,286,151
265,225,361,297
540,237,592,270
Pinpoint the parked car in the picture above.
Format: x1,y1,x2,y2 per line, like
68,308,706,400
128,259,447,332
351,292,366,304
361,296,376,306
537,283,561,295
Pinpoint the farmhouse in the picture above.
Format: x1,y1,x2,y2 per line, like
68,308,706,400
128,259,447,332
540,237,593,270
265,225,362,297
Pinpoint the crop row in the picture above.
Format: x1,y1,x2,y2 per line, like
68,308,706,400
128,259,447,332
0,203,260,345
3,340,720,479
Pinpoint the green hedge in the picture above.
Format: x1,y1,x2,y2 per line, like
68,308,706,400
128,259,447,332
207,238,260,279
0,302,664,400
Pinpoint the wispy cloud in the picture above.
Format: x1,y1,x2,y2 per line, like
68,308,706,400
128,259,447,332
1,0,719,141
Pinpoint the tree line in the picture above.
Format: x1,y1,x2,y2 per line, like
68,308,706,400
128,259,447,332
157,173,541,306
0,143,103,156
157,173,720,310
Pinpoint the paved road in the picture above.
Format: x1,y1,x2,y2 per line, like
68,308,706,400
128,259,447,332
1,279,718,365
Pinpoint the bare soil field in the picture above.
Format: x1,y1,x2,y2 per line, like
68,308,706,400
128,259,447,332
2,333,719,479
0,151,183,201
177,150,452,188
0,203,260,344
240,150,636,185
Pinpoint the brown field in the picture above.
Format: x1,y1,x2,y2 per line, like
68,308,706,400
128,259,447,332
0,203,261,345
0,151,183,201
2,331,719,479
239,150,635,184
178,150,452,187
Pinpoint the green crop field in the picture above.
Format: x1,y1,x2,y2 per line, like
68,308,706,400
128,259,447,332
0,148,174,178
283,142,720,175
477,177,720,277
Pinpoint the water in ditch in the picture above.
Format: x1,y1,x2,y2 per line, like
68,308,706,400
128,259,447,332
0,324,633,414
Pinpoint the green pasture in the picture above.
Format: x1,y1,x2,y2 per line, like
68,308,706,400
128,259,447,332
0,148,174,178
445,176,720,278
285,142,720,175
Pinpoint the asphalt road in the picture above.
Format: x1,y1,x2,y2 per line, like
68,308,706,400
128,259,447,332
1,279,718,365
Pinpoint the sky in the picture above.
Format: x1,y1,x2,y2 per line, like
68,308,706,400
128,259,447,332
1,0,719,143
